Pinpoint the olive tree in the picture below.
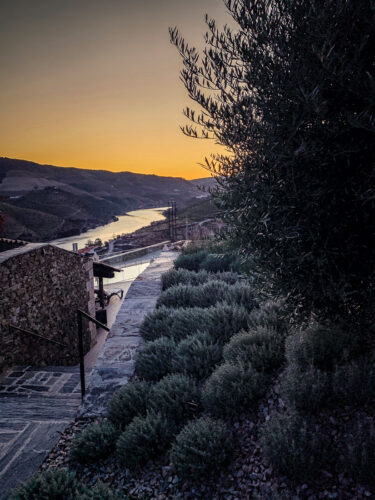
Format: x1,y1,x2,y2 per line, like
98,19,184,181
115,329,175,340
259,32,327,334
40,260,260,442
171,0,375,321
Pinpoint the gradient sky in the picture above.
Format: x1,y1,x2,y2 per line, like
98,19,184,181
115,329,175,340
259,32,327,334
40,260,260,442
0,0,231,179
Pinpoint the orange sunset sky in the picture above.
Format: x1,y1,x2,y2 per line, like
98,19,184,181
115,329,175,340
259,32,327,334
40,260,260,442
0,1,231,179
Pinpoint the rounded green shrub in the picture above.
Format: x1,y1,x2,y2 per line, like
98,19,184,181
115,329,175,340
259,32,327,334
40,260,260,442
69,420,118,463
223,326,285,373
156,281,232,309
261,411,327,479
156,284,199,308
140,306,174,342
224,282,257,311
12,469,87,499
162,268,241,290
199,253,241,273
198,280,232,308
135,337,176,381
286,322,356,371
168,307,212,342
172,332,223,380
162,269,210,289
170,417,233,479
82,481,124,499
247,300,288,334
116,412,176,469
206,303,250,344
149,373,200,423
202,363,266,417
281,363,332,412
174,250,208,271
142,307,214,343
107,380,150,429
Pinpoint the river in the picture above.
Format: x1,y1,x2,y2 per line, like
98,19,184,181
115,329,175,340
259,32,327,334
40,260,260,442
50,207,168,251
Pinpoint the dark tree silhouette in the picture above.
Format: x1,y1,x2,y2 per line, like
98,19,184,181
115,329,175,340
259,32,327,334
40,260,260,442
171,0,375,320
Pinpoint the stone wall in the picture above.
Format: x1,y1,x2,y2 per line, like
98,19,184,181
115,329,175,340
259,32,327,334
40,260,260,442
0,244,95,373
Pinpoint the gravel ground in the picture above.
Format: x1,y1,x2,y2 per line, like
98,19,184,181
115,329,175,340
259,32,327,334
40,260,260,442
41,381,374,500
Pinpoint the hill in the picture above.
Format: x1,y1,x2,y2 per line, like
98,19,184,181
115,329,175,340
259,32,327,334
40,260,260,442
0,158,208,241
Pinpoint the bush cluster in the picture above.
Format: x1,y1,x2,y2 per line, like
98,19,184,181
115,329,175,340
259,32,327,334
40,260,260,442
199,253,241,273
12,469,87,500
223,326,285,373
282,322,371,413
205,303,250,344
247,300,288,334
135,336,176,381
170,417,233,479
141,302,251,346
172,332,223,380
261,411,327,478
69,420,118,463
107,380,150,430
116,412,176,469
285,322,357,371
161,268,240,290
202,363,266,417
156,281,231,309
283,355,375,412
140,306,175,342
12,469,122,500
149,373,200,423
174,250,208,271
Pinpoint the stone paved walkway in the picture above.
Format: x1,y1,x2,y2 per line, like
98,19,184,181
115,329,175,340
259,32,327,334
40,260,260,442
0,365,87,499
0,249,176,497
78,249,176,418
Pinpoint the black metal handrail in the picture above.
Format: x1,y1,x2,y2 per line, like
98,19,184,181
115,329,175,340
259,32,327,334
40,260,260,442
9,323,68,348
77,309,110,399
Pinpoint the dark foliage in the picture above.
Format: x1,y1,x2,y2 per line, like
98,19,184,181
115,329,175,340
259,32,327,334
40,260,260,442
172,331,223,380
140,306,175,342
135,336,176,381
69,420,118,464
170,417,233,479
223,326,285,373
345,418,375,485
206,302,250,344
161,268,240,290
261,411,328,478
174,251,208,271
149,374,200,423
156,281,231,309
199,253,241,273
11,469,87,500
116,412,177,469
171,0,375,320
285,322,359,371
202,362,266,417
107,380,150,430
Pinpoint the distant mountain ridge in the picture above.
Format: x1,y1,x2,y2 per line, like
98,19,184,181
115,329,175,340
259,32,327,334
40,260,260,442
0,157,208,242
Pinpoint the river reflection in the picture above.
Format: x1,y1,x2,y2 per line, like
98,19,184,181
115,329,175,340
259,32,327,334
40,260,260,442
50,207,167,251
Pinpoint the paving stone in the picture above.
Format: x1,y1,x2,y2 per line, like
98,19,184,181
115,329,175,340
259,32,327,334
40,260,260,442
78,250,176,419
0,421,70,499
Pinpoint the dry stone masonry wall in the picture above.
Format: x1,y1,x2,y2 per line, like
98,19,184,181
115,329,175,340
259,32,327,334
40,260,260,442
0,244,95,373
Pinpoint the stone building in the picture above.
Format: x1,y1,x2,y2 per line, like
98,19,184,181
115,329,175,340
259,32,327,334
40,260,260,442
0,242,96,373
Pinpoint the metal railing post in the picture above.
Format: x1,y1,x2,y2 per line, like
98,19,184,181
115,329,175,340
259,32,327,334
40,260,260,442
77,310,86,399
77,309,110,401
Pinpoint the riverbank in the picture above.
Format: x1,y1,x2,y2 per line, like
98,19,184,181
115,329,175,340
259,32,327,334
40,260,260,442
50,207,168,251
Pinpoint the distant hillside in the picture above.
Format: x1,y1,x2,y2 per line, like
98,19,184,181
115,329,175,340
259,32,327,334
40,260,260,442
0,158,207,241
